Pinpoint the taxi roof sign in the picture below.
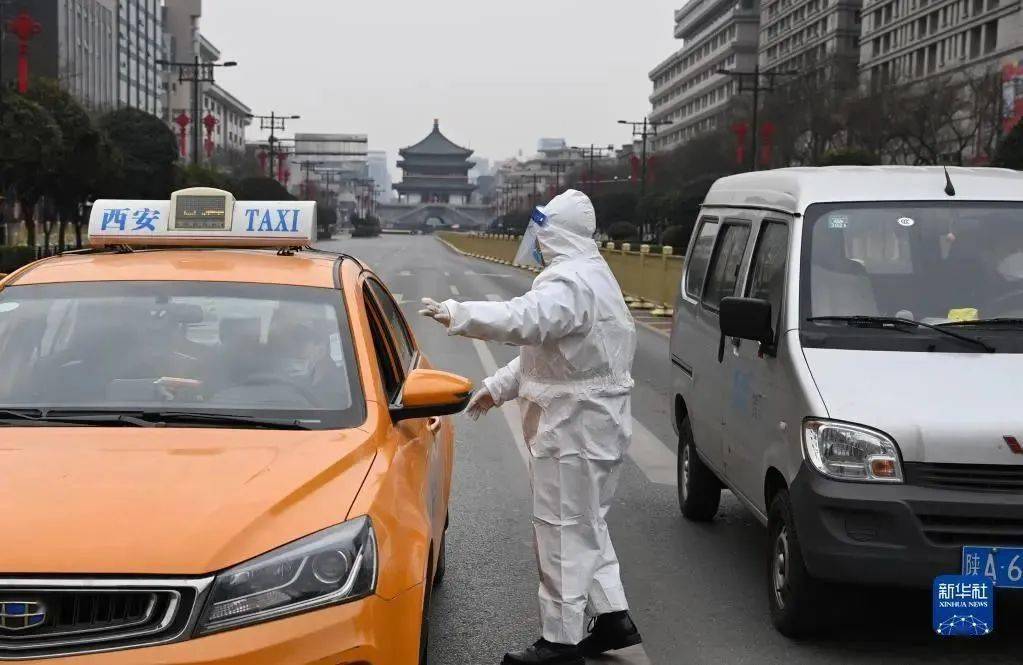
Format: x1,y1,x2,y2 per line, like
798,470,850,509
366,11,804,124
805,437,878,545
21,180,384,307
89,187,316,248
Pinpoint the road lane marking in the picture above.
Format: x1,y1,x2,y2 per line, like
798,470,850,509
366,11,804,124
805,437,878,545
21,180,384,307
486,294,503,302
629,419,678,485
450,285,461,296
469,339,529,466
444,271,451,277
399,270,413,277
467,270,512,277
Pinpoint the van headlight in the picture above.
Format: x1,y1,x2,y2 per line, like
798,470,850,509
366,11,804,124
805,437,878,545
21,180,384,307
802,420,903,483
196,516,377,635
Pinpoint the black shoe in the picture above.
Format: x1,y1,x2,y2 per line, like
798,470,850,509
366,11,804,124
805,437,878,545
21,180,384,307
502,638,584,665
579,611,643,657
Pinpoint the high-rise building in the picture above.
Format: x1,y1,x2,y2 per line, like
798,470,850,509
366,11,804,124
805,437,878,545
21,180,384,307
858,0,1023,89
759,0,863,77
649,0,761,152
117,0,162,115
0,0,118,111
367,151,393,203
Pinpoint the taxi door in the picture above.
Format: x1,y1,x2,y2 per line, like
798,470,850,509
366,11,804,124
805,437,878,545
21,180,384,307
361,278,447,562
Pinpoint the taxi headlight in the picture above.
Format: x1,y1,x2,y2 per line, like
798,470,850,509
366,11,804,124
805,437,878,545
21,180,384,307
802,420,904,483
195,516,377,635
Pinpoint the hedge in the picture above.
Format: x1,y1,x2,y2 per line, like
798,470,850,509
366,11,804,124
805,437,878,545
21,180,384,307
0,247,41,274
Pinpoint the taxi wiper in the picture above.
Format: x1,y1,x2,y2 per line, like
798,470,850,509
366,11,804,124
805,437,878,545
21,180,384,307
939,318,1023,328
807,316,995,353
0,409,157,427
145,411,312,430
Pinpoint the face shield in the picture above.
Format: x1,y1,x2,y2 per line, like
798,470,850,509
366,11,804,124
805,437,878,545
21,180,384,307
513,207,549,269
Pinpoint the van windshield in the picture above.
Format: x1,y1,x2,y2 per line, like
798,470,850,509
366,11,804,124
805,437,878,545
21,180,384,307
0,282,365,429
801,202,1023,352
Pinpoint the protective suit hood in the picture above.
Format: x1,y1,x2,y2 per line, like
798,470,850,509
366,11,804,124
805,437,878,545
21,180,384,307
536,190,600,265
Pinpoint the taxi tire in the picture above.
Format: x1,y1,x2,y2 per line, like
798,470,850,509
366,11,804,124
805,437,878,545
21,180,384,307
420,557,434,665
433,530,447,587
767,490,825,638
678,415,721,521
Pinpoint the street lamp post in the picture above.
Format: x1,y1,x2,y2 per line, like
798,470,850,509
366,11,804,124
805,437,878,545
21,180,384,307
250,112,301,180
570,144,616,197
156,56,236,165
618,118,671,197
715,65,797,171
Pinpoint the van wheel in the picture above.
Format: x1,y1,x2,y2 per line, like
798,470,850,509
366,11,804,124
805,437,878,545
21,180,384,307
767,489,824,638
678,416,721,521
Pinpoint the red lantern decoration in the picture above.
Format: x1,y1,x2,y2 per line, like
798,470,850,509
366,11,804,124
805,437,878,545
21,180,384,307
629,154,641,180
257,150,268,173
173,112,191,158
202,112,218,159
7,11,42,94
760,121,776,168
277,154,288,184
283,169,291,186
731,122,749,167
647,155,659,183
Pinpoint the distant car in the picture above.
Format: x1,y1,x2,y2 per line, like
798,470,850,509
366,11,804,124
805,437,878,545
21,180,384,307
0,187,471,663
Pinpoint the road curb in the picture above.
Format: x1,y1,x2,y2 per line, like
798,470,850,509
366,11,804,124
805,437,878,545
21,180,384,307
435,237,670,339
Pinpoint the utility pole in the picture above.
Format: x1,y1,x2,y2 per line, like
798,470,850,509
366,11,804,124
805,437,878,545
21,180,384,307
251,112,301,179
571,144,615,197
549,161,567,192
618,118,671,197
157,56,236,165
715,65,797,171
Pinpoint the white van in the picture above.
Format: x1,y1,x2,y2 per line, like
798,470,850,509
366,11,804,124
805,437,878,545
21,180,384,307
669,166,1023,636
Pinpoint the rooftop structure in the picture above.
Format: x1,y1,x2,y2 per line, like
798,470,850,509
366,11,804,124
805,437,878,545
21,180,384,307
394,120,477,206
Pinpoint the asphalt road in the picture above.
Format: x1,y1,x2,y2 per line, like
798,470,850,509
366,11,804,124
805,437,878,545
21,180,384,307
321,233,1023,665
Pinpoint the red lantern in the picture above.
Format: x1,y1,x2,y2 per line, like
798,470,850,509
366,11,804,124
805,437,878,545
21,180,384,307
647,155,659,183
173,112,191,158
6,11,42,94
760,121,776,168
257,150,268,173
629,154,641,180
731,122,749,167
283,168,291,186
202,112,218,159
277,154,288,183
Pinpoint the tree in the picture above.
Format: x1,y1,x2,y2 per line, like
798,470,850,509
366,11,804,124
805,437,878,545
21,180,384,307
606,221,638,242
816,148,879,166
0,90,63,246
236,177,295,201
99,108,178,199
177,163,238,193
994,120,1023,170
591,191,638,232
27,79,121,248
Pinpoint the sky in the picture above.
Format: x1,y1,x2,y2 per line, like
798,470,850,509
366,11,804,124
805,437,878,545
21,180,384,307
202,0,683,175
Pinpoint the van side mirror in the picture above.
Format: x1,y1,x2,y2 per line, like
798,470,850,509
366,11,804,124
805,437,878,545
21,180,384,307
391,368,473,422
720,297,774,345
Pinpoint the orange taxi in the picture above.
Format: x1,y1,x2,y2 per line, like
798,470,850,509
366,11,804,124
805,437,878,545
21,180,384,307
0,188,470,663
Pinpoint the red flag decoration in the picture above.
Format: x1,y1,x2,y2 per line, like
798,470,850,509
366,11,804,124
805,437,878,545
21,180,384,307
7,11,42,94
760,121,776,168
731,122,749,166
173,113,191,158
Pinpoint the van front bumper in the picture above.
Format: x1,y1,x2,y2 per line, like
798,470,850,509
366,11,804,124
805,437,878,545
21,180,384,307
790,463,1023,587
19,584,424,665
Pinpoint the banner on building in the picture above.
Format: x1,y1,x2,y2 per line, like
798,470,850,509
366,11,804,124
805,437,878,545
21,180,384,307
1002,56,1023,133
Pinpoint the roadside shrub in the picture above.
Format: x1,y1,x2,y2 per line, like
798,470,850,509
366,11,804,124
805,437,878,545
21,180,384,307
0,246,40,273
607,221,638,242
660,225,692,251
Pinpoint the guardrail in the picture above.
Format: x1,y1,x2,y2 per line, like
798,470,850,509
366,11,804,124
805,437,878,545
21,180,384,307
438,232,684,315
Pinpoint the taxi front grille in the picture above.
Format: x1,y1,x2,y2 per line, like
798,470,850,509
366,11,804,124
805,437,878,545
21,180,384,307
0,579,212,660
904,462,1023,493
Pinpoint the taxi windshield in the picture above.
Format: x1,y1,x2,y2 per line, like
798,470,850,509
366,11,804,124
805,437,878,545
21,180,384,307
0,282,364,429
801,202,1023,351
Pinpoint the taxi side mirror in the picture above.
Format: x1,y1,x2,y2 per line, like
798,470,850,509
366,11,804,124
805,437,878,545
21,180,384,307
391,368,473,423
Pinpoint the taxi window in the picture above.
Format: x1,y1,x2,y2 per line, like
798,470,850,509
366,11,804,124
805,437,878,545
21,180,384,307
364,289,403,403
366,279,416,372
0,282,365,430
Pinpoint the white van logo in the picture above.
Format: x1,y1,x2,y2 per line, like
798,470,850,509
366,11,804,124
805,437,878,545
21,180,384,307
897,217,915,227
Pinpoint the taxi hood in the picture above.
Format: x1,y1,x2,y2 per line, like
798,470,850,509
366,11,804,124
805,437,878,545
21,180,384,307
803,348,1023,465
0,427,377,575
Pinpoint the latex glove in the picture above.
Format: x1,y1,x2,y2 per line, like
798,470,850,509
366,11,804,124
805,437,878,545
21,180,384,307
419,298,451,326
465,387,496,421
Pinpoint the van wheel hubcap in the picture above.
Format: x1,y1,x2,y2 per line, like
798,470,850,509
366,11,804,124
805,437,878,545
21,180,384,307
773,526,790,610
681,446,691,501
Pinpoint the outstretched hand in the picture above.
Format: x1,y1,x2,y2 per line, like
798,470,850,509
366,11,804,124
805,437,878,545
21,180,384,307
466,388,496,420
419,298,451,326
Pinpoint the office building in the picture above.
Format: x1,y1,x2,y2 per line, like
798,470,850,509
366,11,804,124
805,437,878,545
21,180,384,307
759,0,863,77
117,0,162,115
649,0,761,152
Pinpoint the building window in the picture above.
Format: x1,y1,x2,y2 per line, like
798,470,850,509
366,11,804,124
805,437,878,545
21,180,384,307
984,19,998,52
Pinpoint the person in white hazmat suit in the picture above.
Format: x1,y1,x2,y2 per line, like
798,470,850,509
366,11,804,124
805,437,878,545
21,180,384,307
419,190,642,665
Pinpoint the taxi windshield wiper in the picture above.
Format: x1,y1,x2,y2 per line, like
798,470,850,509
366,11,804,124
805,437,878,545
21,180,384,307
144,411,312,430
807,316,995,353
0,409,156,427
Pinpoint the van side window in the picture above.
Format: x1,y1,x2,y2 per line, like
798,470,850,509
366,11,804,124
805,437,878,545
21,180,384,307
684,217,719,299
747,222,790,336
703,223,751,311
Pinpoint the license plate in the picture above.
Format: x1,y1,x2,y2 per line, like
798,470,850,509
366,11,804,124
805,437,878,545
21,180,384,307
963,547,1023,588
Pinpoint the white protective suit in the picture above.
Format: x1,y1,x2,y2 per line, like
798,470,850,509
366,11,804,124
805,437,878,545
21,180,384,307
442,190,637,645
